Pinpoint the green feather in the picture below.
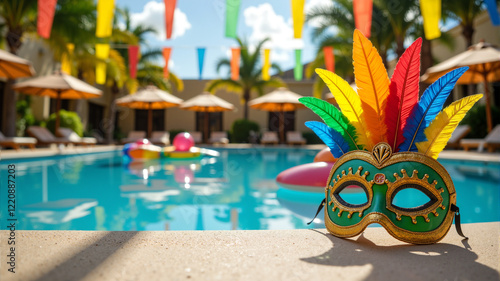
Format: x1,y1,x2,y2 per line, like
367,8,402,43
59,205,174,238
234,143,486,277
299,97,360,150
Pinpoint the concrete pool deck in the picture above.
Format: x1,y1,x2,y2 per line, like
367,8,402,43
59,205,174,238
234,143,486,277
0,222,498,281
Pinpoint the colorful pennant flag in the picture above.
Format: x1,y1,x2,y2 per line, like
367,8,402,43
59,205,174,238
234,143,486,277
323,46,335,73
197,48,206,80
96,0,115,38
294,49,303,81
165,0,177,39
96,44,110,84
262,49,271,81
231,48,240,80
61,43,74,75
37,0,58,39
291,0,306,39
420,0,441,40
485,0,500,26
225,0,241,38
163,47,172,78
353,0,372,38
128,45,140,79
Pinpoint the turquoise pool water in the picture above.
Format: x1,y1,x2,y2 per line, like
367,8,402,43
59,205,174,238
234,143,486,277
1,149,499,231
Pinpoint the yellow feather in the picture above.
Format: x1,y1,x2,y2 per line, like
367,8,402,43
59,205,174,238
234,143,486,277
316,68,373,150
416,94,483,159
353,29,390,146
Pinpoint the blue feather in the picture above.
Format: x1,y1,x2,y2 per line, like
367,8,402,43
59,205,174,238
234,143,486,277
305,121,350,158
398,67,468,152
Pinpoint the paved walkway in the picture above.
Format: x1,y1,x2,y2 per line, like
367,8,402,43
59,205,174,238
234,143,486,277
0,222,498,281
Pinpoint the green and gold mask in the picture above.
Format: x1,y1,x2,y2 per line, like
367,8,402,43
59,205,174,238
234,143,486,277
301,31,481,244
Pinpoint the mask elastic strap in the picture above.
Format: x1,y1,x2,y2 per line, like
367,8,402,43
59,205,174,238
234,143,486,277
451,204,468,239
307,198,326,225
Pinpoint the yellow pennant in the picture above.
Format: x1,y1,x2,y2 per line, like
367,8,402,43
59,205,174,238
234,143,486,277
96,44,110,84
96,0,115,38
420,0,441,40
262,49,270,81
61,43,74,75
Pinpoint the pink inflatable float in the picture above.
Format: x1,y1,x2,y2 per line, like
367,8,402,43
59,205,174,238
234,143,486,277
276,147,355,193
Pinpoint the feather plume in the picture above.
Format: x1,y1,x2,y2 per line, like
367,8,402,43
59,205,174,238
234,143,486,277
398,67,469,152
315,68,373,150
300,97,359,150
386,38,421,152
416,94,482,159
305,121,351,158
353,29,390,145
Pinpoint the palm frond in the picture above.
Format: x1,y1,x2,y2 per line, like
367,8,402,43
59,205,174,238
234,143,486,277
205,79,243,94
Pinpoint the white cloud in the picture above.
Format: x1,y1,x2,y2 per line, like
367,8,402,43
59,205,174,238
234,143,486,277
305,0,334,28
130,1,191,40
243,3,303,63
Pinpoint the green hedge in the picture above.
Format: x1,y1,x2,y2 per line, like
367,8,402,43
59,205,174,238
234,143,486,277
46,110,84,137
302,131,323,144
231,119,260,143
461,105,500,138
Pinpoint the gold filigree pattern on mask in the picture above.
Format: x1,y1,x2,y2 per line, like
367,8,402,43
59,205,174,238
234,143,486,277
385,169,445,224
328,166,373,219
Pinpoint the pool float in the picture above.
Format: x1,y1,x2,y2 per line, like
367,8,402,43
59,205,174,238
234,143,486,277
276,147,338,193
123,132,219,160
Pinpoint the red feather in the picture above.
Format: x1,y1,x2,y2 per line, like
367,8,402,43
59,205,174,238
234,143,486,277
386,38,422,151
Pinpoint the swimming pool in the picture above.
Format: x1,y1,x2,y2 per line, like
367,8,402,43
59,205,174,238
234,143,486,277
1,148,499,231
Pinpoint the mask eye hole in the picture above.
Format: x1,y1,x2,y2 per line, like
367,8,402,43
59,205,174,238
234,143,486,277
391,184,438,211
334,181,369,207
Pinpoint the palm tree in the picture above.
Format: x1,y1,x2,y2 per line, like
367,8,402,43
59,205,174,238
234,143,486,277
0,0,36,136
442,0,484,48
206,37,284,120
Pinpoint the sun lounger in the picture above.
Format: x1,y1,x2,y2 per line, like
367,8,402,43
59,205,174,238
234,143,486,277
261,131,279,145
286,131,306,145
121,131,146,144
209,131,229,144
56,128,97,146
26,126,72,146
150,131,170,146
460,124,500,152
188,131,202,144
0,131,37,150
445,125,470,149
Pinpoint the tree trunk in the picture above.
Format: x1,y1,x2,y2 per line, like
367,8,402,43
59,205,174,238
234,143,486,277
462,24,474,48
105,81,120,144
396,35,405,58
2,79,17,137
243,88,250,120
380,50,388,69
2,29,23,137
421,37,433,75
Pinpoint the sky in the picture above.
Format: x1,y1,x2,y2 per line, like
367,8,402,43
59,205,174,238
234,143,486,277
115,0,333,80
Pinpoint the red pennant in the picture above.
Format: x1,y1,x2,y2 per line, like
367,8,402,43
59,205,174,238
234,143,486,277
231,48,240,81
164,0,177,39
38,0,58,39
163,47,172,78
353,0,373,38
323,46,335,73
128,45,139,79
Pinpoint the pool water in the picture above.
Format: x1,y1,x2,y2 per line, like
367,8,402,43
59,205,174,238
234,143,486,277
1,149,499,231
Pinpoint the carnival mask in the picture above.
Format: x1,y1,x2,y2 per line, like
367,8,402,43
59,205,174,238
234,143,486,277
302,30,481,244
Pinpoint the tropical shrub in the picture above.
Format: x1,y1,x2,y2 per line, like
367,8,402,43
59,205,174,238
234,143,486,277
461,104,500,138
231,119,260,143
46,110,84,136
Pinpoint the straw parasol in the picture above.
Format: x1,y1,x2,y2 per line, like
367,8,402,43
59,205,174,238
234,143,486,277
116,85,184,138
13,71,102,132
180,92,234,143
248,87,305,143
421,41,500,132
0,49,35,78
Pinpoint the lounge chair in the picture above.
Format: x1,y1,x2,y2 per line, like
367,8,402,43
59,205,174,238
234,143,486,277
460,124,500,152
56,128,97,146
0,131,37,150
149,131,170,146
121,131,146,144
26,126,72,146
261,131,279,145
209,131,229,144
445,125,470,149
286,131,306,145
188,131,202,144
